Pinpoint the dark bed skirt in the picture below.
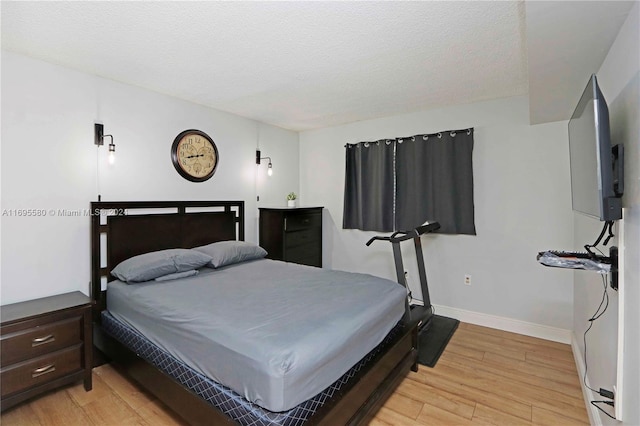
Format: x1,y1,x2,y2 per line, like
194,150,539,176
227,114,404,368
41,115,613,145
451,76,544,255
100,311,404,426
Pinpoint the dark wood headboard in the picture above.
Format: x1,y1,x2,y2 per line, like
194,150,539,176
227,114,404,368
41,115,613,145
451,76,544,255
90,201,244,317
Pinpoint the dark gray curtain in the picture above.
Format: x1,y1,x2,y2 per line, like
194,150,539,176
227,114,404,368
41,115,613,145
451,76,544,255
396,129,476,234
343,129,475,235
343,140,395,231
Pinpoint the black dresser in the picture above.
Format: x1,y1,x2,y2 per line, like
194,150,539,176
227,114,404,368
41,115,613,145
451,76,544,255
259,207,323,267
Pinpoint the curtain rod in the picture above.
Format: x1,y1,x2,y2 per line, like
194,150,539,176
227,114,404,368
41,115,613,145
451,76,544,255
345,127,473,147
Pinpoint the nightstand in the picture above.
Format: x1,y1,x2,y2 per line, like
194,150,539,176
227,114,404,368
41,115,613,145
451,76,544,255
259,207,323,267
0,291,92,411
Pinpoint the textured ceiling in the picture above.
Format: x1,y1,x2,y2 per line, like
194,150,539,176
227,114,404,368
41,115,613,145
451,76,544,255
525,1,635,125
0,1,632,131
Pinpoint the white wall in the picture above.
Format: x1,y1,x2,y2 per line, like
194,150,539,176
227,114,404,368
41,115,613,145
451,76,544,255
574,2,639,424
0,51,299,305
299,96,575,331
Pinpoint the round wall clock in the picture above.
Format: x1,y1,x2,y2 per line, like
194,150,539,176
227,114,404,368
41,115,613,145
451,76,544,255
171,129,219,182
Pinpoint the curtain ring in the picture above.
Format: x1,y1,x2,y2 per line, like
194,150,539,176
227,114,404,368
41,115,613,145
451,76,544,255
385,140,392,145
437,132,442,138
422,135,428,140
376,141,380,146
398,138,403,144
364,142,370,147
467,129,471,135
450,131,456,137
411,136,415,141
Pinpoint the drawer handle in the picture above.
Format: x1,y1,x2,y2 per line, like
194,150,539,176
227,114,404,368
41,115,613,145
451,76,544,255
32,334,55,347
32,364,56,378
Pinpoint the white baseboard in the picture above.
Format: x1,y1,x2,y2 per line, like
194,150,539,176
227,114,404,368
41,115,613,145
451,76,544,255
432,304,573,344
571,332,605,426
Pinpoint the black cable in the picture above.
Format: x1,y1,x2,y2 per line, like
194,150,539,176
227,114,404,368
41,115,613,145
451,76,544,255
582,274,609,394
578,220,616,416
603,221,615,246
405,272,427,308
591,221,611,247
404,275,435,318
585,277,615,419
591,275,609,322
585,221,614,257
591,401,617,420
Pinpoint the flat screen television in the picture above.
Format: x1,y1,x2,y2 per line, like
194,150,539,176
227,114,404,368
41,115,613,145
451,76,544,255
568,74,624,221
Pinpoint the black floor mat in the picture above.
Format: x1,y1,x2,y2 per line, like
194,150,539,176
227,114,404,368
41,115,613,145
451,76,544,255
416,314,459,367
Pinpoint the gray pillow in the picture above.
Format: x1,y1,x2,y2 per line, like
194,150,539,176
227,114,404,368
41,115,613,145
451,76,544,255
193,241,267,268
111,249,212,282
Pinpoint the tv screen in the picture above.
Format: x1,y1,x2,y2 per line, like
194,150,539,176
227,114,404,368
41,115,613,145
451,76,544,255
568,74,622,221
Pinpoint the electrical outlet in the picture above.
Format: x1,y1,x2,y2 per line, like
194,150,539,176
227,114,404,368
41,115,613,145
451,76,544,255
464,274,471,286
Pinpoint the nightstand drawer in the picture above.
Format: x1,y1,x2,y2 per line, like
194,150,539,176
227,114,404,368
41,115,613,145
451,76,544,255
1,316,82,366
284,213,321,231
0,344,82,397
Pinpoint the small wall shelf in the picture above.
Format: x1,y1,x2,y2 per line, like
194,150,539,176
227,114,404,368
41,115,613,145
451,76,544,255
537,246,618,290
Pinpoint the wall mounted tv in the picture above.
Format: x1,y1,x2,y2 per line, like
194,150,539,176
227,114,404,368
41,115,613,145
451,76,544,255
568,74,624,221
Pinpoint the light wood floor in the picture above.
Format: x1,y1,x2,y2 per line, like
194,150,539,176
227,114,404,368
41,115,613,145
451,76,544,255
1,322,589,425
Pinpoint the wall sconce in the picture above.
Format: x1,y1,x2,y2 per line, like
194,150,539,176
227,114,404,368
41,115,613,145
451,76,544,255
256,149,273,176
95,123,116,165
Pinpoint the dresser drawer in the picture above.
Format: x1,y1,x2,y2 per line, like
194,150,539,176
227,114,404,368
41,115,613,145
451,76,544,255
284,212,321,231
286,242,321,266
1,316,82,366
0,344,82,397
285,228,321,248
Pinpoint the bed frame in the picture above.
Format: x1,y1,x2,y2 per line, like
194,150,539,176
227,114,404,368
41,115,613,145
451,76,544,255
90,200,418,425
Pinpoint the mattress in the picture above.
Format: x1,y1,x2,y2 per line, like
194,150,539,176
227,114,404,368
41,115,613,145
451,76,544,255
107,258,405,412
101,311,404,426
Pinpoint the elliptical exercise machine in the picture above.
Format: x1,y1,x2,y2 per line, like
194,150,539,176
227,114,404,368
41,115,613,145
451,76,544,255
366,222,440,329
367,222,459,367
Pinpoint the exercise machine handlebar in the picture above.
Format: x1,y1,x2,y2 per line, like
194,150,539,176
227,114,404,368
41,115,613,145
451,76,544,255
365,222,441,246
366,231,416,246
415,222,441,235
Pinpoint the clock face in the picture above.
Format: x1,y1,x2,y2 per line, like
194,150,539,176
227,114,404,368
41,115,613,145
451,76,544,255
171,130,219,182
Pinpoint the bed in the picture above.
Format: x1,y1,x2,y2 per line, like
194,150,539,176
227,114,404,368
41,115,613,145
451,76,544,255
91,200,418,425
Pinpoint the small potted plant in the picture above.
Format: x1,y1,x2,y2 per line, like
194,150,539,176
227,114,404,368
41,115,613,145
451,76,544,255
287,192,297,207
